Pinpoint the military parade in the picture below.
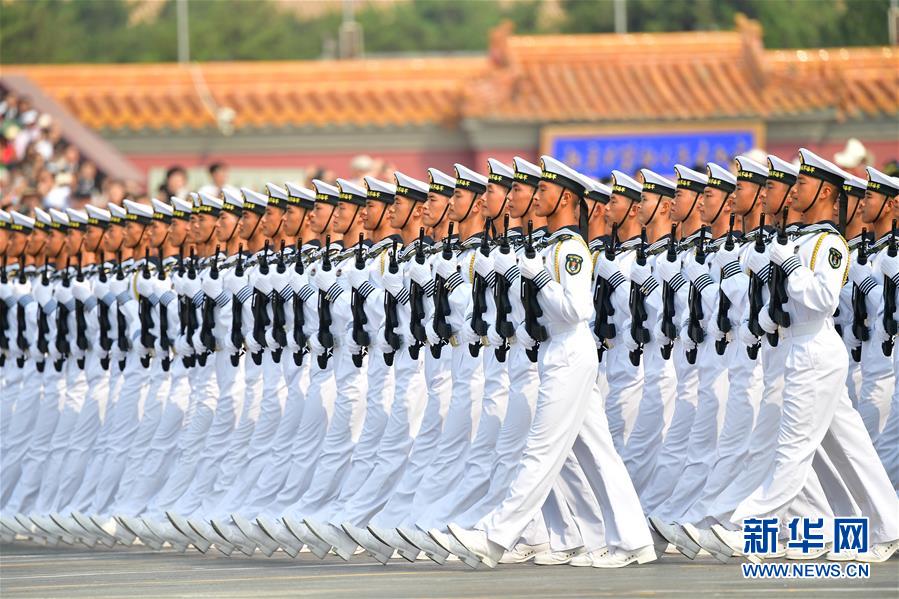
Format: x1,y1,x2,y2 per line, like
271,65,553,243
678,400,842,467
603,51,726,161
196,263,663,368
0,147,897,572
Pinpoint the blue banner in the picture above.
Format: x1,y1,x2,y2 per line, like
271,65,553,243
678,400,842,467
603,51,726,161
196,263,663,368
543,126,760,180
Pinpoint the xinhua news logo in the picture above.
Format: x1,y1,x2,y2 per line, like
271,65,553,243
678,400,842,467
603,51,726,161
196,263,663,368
740,517,870,579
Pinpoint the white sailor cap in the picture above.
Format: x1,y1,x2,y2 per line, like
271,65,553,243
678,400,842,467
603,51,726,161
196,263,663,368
766,155,799,185
265,182,289,210
66,207,89,231
0,209,10,230
33,206,52,231
610,170,643,202
363,176,396,204
865,166,899,197
426,168,455,198
540,155,585,197
49,208,70,230
487,158,515,189
705,163,737,193
240,188,268,215
108,203,126,225
454,163,488,195
639,168,676,197
336,178,368,207
512,156,541,188
221,187,244,215
393,172,429,203
123,199,154,225
580,174,612,205
674,164,708,193
170,196,193,221
189,191,199,208
842,175,868,199
284,182,316,209
311,179,339,207
197,192,224,216
85,204,111,228
150,198,174,223
735,155,769,186
798,148,848,188
10,211,35,232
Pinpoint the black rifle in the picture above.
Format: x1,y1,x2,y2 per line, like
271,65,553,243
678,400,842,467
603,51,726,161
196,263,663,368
494,214,514,362
230,245,245,367
36,256,50,372
15,253,27,368
55,256,72,372
0,254,8,367
270,242,288,363
593,224,618,362
97,251,112,370
350,234,370,367
522,220,548,363
767,208,791,346
628,227,650,366
184,248,200,367
74,252,87,369
196,247,218,366
883,220,897,357
469,219,491,357
157,247,171,372
715,213,736,356
746,214,766,360
251,242,270,366
409,228,428,360
177,249,194,368
291,242,307,366
383,240,401,366
316,236,334,369
659,224,678,360
851,229,870,362
686,227,707,365
431,223,454,358
139,248,155,368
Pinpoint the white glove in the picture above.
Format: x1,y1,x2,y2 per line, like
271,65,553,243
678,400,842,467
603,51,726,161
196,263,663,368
629,260,652,285
459,321,481,347
746,248,768,276
180,274,201,299
714,243,741,268
758,305,777,334
202,272,223,298
136,274,156,298
344,336,363,356
434,255,456,280
843,326,862,350
622,331,639,353
873,319,891,346
680,322,696,353
769,240,797,267
739,320,760,348
71,278,92,302
684,256,708,282
493,249,516,277
244,335,263,355
93,277,110,301
515,322,536,350
308,334,325,356
880,253,899,280
223,268,248,296
486,324,503,348
596,254,619,281
655,256,680,283
221,334,239,355
848,261,875,287
425,318,441,346
409,261,431,287
382,266,405,297
254,270,274,295
346,265,368,289
314,266,336,292
519,254,545,281
474,251,494,279
269,268,290,297
174,334,193,356
34,281,54,306
709,316,725,342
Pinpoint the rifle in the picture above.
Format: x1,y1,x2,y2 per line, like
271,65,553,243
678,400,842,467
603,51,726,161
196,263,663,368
686,227,707,365
230,245,245,367
251,242,270,366
270,241,288,363
157,247,171,372
350,234,370,367
177,248,194,368
15,252,27,368
767,208,791,346
522,220,548,363
659,224,678,360
628,227,650,366
0,254,8,367
883,220,897,357
469,219,491,357
494,214,514,362
139,248,155,368
74,252,87,369
383,240,401,366
97,251,112,370
593,223,618,362
431,223,454,358
746,214,766,360
714,213,736,356
55,256,72,372
36,256,50,372
291,242,307,366
851,229,869,362
316,236,334,369
184,248,200,367
409,227,428,360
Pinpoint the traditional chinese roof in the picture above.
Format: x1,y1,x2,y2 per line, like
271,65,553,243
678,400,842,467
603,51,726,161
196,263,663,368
3,17,896,133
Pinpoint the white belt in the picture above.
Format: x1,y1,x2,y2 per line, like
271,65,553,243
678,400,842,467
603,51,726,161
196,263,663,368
778,320,825,339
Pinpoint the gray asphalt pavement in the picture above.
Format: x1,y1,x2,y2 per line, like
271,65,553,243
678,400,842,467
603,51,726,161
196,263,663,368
1,542,896,598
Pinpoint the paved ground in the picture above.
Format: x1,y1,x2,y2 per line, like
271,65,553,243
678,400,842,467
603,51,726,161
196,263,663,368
1,542,896,598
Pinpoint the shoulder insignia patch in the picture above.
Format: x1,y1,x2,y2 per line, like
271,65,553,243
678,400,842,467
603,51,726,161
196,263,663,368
565,254,583,275
828,247,842,269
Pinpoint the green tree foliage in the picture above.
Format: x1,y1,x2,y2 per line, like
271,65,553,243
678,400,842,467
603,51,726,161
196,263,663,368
0,0,890,65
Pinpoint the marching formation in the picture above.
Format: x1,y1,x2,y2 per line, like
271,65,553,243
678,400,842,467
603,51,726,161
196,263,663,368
1,148,897,569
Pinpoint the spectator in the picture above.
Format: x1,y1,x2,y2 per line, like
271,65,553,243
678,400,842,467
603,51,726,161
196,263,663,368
162,165,188,200
76,160,100,197
198,161,229,197
69,189,92,211
102,178,126,207
350,154,374,183
834,138,873,177
44,172,72,210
